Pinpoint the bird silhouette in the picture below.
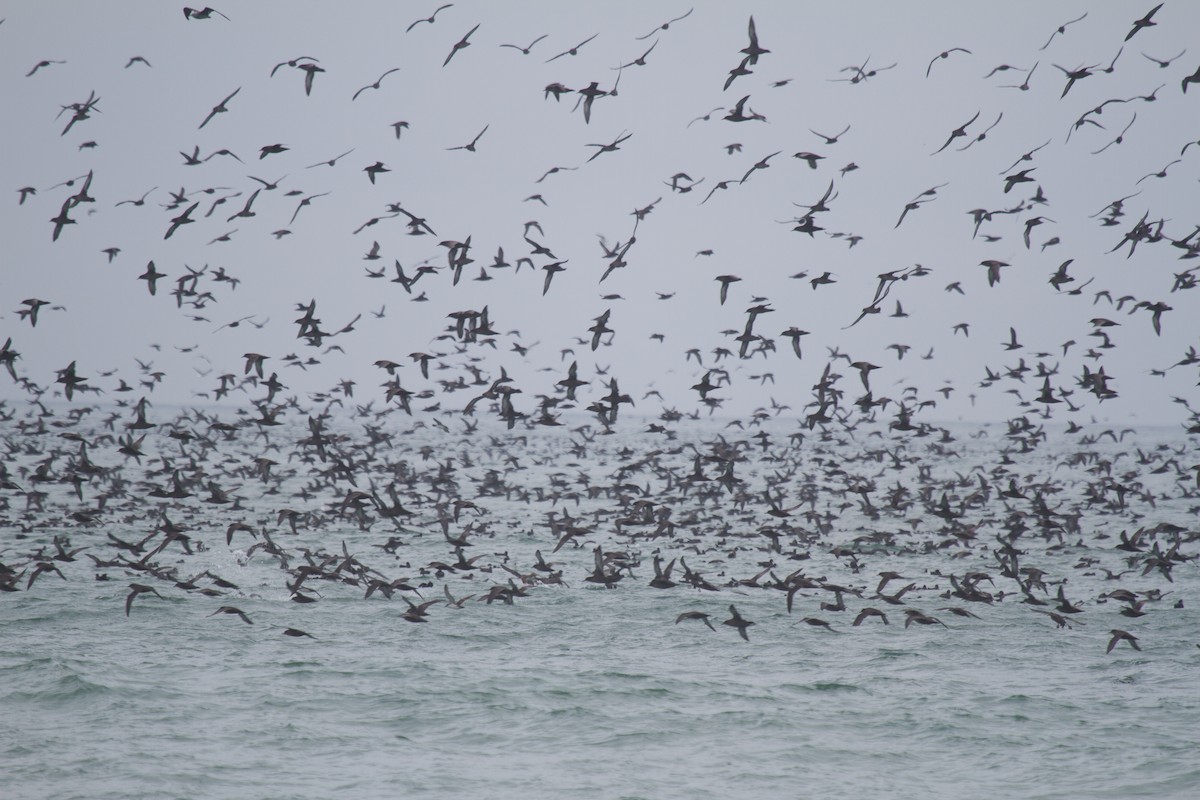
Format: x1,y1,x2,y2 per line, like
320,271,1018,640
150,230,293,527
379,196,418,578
352,68,400,101
198,87,240,129
443,23,480,67
723,604,754,641
407,4,452,33
546,33,599,63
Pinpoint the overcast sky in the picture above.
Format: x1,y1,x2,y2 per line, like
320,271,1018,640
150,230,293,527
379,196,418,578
3,2,1199,427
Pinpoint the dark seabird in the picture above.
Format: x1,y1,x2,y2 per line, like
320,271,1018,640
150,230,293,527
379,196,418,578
282,628,316,639
208,605,253,624
723,604,754,641
125,583,163,616
675,611,716,632
1107,629,1141,653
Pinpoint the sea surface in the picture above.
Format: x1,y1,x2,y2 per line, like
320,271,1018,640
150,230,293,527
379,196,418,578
2,411,1198,800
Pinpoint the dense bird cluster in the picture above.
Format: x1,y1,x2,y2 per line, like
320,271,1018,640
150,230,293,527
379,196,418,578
2,5,1199,653
0,401,1195,655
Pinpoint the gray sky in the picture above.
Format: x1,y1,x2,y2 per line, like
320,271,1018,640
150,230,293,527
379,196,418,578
3,1,1199,426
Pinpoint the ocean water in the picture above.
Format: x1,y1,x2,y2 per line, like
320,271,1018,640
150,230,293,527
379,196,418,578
2,411,1199,800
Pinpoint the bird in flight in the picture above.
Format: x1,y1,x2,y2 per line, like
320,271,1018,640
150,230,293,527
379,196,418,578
926,47,971,78
742,16,769,64
443,23,479,67
125,583,163,616
931,110,979,154
447,124,489,152
297,62,325,96
1182,65,1200,94
499,34,547,55
585,131,632,162
981,260,1009,287
1125,4,1163,42
575,82,608,124
306,148,354,169
164,202,199,240
723,604,754,641
139,261,167,295
1107,629,1141,653
407,4,452,33
809,124,850,144
183,7,229,21
637,8,693,41
547,33,599,63
675,610,715,632
352,68,400,101
1039,12,1086,51
198,87,240,129
1142,48,1186,69
270,55,319,77
26,59,66,77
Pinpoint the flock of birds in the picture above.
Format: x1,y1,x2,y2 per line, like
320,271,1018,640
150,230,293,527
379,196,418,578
3,5,1200,655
